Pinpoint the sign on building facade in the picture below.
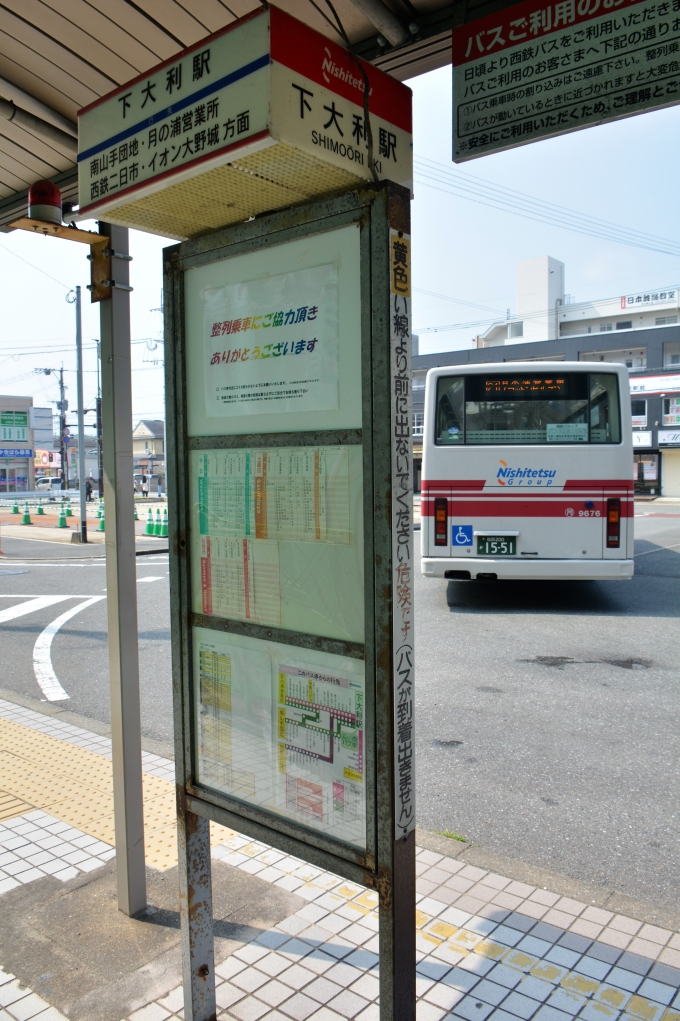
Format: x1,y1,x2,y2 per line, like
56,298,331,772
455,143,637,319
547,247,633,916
453,0,680,161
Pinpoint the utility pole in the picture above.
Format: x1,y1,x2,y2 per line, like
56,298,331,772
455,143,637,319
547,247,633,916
67,286,87,542
58,366,67,490
96,340,104,499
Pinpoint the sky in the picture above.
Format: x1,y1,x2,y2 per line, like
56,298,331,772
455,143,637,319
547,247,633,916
2,61,680,428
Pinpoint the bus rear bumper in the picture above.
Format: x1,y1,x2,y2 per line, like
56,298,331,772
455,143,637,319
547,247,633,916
421,557,634,581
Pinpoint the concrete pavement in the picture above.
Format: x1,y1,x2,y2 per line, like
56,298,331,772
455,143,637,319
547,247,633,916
0,698,679,1021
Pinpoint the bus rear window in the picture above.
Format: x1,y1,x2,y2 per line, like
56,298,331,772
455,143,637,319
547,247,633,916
435,373,620,445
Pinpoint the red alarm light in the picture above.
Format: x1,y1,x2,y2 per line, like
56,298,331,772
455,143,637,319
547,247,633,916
28,180,62,225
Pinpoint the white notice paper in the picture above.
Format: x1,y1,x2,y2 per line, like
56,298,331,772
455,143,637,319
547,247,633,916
204,265,339,417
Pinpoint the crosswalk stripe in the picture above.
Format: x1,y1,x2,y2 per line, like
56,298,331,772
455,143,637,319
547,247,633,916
0,596,71,625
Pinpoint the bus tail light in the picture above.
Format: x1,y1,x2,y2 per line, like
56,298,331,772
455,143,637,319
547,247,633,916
434,498,448,546
606,498,621,548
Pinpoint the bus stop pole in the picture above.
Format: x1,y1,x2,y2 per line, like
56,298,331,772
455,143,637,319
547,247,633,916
99,221,147,917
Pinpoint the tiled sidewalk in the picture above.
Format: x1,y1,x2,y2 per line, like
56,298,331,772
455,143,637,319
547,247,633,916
0,699,679,1021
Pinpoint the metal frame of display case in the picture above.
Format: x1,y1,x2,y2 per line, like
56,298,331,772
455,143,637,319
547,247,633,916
164,181,414,1021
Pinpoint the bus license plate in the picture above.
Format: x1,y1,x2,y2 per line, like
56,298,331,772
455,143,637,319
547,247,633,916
477,536,516,556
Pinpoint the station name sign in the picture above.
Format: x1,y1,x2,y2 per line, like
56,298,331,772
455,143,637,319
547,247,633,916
453,0,680,161
77,6,412,237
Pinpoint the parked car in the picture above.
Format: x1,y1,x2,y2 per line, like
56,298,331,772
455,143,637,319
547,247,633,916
35,477,64,493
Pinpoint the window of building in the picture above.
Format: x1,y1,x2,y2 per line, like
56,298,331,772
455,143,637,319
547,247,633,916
663,397,680,426
580,348,646,369
600,323,613,331
631,399,647,427
664,341,680,367
412,376,426,392
616,321,633,330
656,316,678,326
413,412,424,437
508,321,523,338
435,372,620,445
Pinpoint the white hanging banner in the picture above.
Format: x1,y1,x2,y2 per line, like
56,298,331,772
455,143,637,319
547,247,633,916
203,264,339,417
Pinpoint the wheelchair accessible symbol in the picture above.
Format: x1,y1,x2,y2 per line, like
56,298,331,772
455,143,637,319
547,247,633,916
452,525,473,546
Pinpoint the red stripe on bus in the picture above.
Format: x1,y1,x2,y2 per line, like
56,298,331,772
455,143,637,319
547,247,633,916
422,500,633,518
564,479,634,490
421,480,485,490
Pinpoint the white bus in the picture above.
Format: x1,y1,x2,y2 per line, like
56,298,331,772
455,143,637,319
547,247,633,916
421,362,634,581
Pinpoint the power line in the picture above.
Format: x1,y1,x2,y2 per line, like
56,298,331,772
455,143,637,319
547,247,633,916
413,156,680,258
0,243,71,289
414,287,505,315
415,285,679,333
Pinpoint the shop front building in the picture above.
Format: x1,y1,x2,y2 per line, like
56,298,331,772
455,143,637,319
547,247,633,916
0,399,33,494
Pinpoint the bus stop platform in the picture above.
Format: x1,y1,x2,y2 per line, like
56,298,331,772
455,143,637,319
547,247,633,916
0,695,678,1021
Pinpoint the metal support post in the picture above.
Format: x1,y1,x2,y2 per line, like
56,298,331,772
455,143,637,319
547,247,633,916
96,395,103,499
70,285,87,542
375,183,416,1021
178,797,216,1021
99,221,147,917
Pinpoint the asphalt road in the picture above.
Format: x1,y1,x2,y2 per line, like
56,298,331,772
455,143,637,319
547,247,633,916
0,538,173,746
415,507,680,907
0,507,677,906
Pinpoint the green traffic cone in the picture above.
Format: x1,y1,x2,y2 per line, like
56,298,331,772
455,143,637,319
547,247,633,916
154,508,162,536
56,504,67,528
98,507,105,531
21,502,32,525
144,508,154,535
11,500,19,514
37,498,44,515
160,508,168,538
65,498,73,517
96,499,102,519
134,503,139,521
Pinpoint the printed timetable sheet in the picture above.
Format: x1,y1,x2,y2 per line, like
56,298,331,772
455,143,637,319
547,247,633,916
193,446,351,627
194,629,366,847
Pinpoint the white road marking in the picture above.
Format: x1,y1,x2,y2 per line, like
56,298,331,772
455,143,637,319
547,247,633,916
33,596,105,702
137,576,163,583
0,595,70,624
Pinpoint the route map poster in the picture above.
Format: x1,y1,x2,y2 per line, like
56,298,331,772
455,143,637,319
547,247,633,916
204,264,339,416
194,628,366,847
453,0,680,160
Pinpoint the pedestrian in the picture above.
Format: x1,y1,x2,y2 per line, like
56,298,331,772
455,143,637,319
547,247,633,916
85,479,92,502
142,475,149,498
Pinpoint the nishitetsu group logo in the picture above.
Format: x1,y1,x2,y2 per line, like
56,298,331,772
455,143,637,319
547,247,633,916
496,459,557,486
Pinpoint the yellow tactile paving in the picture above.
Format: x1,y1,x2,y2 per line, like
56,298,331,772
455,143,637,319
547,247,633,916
0,789,31,821
0,718,232,870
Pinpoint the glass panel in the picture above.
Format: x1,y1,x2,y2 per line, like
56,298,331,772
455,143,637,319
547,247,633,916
190,445,364,643
194,627,366,848
590,374,620,443
435,376,464,444
184,224,362,436
664,397,680,425
464,373,589,444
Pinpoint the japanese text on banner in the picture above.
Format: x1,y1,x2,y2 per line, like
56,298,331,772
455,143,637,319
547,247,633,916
389,230,415,841
453,0,680,160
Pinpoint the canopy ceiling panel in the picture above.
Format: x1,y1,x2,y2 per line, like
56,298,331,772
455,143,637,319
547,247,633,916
0,0,517,225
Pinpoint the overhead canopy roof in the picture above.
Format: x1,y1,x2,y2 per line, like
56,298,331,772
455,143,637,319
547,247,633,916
0,0,513,228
